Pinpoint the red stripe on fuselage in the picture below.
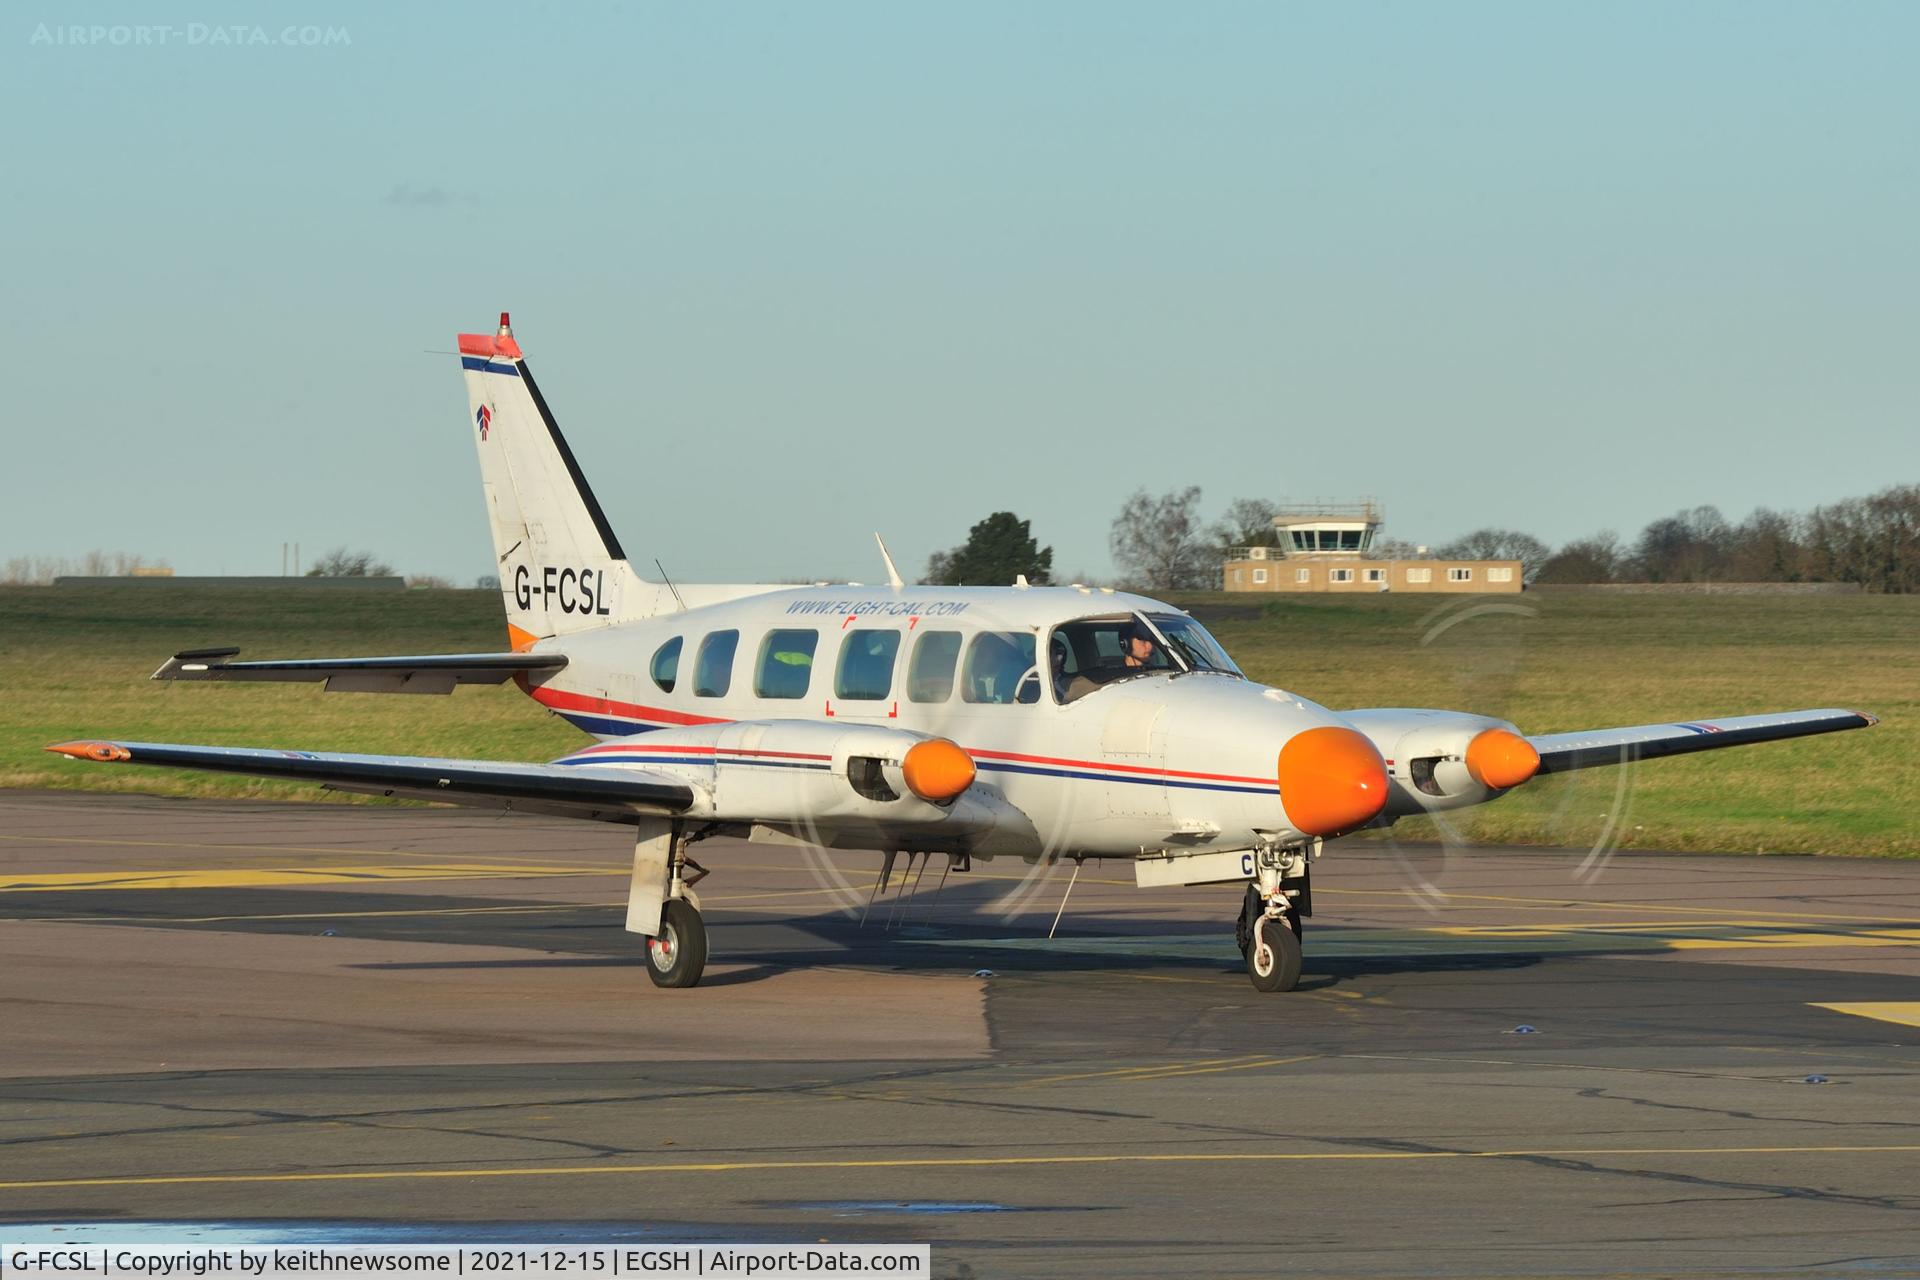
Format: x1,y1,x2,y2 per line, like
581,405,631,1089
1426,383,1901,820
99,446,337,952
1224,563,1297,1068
530,686,731,727
532,689,1272,785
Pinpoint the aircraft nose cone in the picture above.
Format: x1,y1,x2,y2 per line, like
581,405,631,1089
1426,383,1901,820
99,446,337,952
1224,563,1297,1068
1278,726,1390,838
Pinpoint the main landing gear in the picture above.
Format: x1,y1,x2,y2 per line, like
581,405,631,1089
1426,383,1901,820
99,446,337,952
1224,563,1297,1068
1235,847,1312,993
630,821,711,989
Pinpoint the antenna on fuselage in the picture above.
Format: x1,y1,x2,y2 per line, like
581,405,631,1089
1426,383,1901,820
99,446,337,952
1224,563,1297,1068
654,559,688,612
874,533,905,590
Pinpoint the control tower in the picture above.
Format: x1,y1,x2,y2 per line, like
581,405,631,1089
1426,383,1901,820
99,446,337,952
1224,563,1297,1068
1271,499,1382,557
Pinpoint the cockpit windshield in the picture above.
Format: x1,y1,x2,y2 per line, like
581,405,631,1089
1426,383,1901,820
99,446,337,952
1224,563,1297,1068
1146,613,1243,676
1047,613,1180,704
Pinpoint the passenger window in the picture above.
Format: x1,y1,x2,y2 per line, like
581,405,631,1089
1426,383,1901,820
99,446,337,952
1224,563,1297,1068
907,631,962,703
693,630,738,698
650,637,682,694
836,629,900,701
963,631,1040,705
755,629,818,700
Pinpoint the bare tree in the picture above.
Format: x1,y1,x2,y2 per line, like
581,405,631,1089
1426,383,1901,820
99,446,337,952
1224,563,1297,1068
1629,506,1731,582
1536,532,1622,584
306,548,394,578
1437,528,1552,583
1210,497,1281,556
1806,485,1920,593
1111,486,1216,591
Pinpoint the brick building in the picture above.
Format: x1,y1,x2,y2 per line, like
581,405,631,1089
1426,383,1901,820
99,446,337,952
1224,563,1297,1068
1222,501,1522,594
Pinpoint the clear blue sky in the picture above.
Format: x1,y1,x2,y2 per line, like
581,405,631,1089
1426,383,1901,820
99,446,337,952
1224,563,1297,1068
4,2,1915,583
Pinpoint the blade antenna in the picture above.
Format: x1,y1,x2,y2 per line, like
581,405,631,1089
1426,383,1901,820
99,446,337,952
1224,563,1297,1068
874,533,905,590
654,559,688,612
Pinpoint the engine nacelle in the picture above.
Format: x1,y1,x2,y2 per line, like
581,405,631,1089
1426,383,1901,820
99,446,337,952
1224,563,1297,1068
1342,708,1541,817
563,720,982,827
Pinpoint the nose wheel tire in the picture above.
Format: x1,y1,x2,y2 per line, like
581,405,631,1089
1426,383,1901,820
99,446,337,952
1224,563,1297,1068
645,899,708,989
1247,916,1302,993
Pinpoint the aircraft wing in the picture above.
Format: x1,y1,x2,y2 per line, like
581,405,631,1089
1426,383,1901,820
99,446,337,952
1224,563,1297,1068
151,647,566,694
46,739,692,824
1530,708,1877,775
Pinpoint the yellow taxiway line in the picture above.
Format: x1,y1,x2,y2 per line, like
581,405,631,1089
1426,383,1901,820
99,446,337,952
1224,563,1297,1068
1810,1002,1920,1029
4,1143,1917,1192
0,865,610,892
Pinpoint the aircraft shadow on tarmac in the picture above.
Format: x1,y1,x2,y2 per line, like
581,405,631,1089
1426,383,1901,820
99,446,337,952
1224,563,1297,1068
6,884,1568,986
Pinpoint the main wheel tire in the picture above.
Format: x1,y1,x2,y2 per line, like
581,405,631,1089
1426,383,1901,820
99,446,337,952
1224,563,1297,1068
645,899,708,989
1247,916,1303,993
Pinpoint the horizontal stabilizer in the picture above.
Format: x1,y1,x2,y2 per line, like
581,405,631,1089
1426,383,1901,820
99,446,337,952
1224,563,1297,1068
46,739,691,823
151,648,567,695
1530,709,1877,775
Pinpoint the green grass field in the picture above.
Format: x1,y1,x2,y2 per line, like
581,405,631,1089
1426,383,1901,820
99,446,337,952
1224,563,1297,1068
2,585,1912,855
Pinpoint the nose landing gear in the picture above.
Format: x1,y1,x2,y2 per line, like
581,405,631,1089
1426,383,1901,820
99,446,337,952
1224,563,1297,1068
1236,848,1311,992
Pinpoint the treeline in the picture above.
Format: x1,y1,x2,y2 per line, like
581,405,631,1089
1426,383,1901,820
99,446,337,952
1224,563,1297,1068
2,551,170,585
1521,484,1920,592
1112,484,1920,593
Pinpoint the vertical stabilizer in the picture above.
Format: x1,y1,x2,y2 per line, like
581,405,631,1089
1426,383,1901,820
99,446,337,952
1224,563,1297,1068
459,314,670,645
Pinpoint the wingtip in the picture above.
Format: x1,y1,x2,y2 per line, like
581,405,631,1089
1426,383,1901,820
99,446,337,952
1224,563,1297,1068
1856,711,1881,727
47,740,131,762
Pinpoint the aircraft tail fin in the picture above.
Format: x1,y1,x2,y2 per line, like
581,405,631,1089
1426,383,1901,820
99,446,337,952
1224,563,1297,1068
459,314,671,644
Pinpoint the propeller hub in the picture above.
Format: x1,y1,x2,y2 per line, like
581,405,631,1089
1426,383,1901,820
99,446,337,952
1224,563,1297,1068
901,738,975,802
1278,726,1390,837
1464,728,1541,790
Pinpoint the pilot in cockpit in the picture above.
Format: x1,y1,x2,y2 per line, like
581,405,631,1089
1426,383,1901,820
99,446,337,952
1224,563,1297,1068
1120,621,1160,670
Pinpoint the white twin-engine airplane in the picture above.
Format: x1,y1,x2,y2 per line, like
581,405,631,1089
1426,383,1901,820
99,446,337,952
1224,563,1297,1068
51,315,1879,991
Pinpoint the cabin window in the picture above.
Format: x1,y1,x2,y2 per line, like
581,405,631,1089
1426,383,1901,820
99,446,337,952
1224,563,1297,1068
650,637,682,693
754,629,817,699
836,629,900,700
693,629,738,698
907,631,962,703
963,631,1041,705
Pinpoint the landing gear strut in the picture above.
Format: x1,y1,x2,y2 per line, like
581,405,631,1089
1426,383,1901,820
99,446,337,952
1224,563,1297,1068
1237,845,1312,993
631,821,711,989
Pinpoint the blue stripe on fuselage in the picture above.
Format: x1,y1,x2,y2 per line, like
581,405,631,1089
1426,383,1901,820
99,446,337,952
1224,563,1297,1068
975,760,1274,795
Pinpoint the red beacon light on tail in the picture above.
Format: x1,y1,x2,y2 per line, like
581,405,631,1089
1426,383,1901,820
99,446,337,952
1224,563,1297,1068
460,310,523,359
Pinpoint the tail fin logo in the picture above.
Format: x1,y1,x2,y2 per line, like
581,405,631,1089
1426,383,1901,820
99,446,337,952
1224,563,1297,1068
475,404,492,441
